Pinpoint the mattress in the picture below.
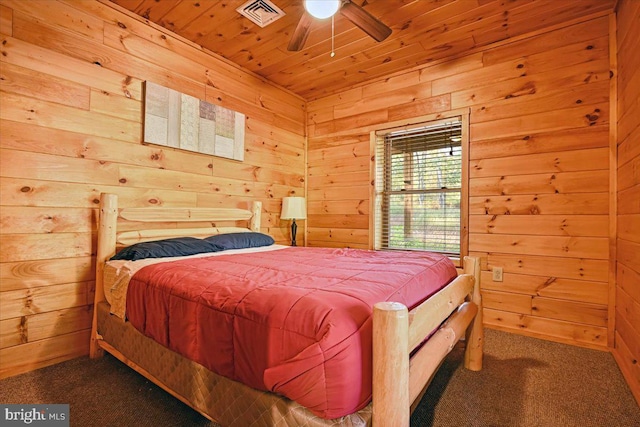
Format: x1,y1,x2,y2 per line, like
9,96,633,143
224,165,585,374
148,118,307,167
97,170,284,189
122,247,457,419
103,244,289,319
96,301,371,426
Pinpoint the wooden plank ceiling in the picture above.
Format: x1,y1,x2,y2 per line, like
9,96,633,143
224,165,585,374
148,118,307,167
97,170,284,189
108,0,615,101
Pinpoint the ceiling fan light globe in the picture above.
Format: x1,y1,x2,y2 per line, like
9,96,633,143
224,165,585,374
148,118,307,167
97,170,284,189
304,0,340,19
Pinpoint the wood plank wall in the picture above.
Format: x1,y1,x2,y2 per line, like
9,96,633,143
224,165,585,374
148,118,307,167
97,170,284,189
0,0,305,378
307,14,613,350
613,0,640,404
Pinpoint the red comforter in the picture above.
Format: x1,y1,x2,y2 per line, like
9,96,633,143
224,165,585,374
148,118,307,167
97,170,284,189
126,247,457,419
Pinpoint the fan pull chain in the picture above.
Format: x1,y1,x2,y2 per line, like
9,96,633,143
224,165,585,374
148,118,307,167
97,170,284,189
331,15,335,57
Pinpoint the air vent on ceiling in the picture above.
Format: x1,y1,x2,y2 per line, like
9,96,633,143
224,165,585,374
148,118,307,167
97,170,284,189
236,0,285,28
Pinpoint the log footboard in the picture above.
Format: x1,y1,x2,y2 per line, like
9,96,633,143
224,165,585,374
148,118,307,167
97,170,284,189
373,256,483,425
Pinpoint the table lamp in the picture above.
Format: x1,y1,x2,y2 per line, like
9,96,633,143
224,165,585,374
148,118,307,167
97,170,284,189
281,197,306,246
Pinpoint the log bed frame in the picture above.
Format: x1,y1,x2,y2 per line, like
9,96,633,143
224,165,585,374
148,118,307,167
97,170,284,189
90,193,483,426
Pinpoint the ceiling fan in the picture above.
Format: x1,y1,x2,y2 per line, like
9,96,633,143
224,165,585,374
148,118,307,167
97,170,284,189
288,0,392,51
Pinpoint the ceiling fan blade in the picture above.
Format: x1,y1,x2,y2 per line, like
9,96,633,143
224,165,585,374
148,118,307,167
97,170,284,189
340,0,392,42
288,13,314,51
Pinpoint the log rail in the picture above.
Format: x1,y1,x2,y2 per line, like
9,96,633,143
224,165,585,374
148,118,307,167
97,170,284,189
373,256,483,425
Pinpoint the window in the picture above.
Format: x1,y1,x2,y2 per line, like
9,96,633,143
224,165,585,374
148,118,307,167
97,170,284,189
373,115,468,257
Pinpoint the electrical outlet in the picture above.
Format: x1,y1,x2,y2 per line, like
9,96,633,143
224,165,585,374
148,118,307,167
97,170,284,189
492,266,503,282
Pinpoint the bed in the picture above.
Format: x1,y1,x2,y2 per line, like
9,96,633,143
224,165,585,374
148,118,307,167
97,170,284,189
90,192,483,426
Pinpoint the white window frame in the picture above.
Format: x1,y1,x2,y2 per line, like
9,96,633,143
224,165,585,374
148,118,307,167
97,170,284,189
370,110,469,264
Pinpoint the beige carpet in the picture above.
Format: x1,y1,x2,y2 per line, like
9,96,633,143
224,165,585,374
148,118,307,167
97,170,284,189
1,329,638,426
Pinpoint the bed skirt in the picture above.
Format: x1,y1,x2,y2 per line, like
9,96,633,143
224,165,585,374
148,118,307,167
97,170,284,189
96,302,372,427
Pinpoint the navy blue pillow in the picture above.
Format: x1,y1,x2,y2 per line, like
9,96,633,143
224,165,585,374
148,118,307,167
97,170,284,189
205,232,274,250
110,237,220,261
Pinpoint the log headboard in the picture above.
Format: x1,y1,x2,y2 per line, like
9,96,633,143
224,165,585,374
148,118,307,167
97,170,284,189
90,193,262,355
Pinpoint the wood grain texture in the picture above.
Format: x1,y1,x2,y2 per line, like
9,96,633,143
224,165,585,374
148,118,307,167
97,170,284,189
0,0,636,401
0,281,93,321
614,0,640,405
1,61,91,110
480,271,607,305
469,214,608,237
0,0,304,377
469,170,609,196
307,14,613,349
484,253,608,283
0,329,90,378
0,4,12,36
483,308,607,350
0,257,95,292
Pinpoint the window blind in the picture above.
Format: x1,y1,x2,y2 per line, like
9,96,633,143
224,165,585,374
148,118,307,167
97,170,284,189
375,118,462,255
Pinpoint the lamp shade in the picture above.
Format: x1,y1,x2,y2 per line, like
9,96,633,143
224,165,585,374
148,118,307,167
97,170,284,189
304,0,340,19
281,197,307,220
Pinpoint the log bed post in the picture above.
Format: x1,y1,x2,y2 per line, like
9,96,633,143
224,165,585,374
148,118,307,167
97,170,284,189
90,193,118,358
372,256,482,425
463,256,483,371
249,201,261,232
372,302,410,426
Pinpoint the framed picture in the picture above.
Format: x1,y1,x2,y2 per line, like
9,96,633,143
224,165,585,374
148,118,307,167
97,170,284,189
143,81,245,161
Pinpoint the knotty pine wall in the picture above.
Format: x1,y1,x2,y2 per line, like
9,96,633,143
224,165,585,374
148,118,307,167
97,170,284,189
613,0,640,404
0,0,305,378
307,14,613,350
0,0,636,393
